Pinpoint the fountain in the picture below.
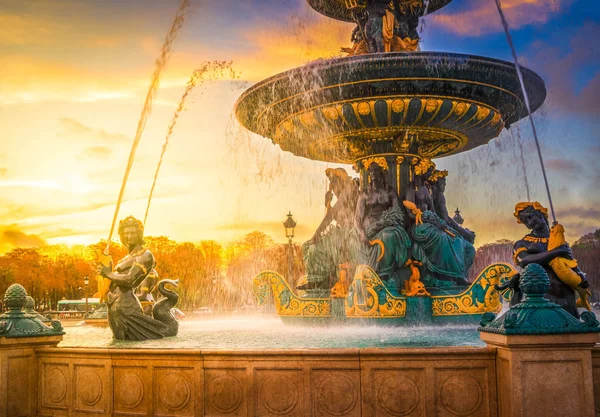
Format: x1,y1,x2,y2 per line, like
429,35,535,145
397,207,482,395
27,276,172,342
1,2,599,416
235,0,545,325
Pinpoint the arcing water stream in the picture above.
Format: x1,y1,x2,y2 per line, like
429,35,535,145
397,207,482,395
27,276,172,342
494,0,556,222
143,61,235,226
104,0,191,252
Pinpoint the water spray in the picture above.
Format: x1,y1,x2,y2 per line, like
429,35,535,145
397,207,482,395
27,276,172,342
104,0,191,255
494,0,556,223
143,61,234,226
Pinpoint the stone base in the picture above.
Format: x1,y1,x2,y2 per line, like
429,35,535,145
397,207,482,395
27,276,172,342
480,332,599,417
0,336,61,417
33,346,498,417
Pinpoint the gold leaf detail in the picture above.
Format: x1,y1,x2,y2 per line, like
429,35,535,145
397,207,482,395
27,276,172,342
455,102,468,116
391,99,404,113
425,99,438,113
357,101,371,116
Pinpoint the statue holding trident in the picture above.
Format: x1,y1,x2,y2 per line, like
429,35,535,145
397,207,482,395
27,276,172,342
97,216,180,340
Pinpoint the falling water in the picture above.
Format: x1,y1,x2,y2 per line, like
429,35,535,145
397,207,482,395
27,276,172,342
494,0,556,222
513,125,531,201
419,0,432,37
143,61,235,226
104,0,191,252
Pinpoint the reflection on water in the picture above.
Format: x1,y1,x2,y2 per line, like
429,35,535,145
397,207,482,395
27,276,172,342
60,316,484,349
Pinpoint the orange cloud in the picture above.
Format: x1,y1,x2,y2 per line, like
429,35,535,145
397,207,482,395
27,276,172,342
236,6,352,80
0,225,46,254
432,0,571,36
59,118,129,143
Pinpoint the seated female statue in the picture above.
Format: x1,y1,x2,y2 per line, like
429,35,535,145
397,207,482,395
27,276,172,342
355,159,411,288
404,201,474,286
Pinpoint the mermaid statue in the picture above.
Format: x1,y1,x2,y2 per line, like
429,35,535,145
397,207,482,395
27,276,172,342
511,202,590,317
97,216,179,340
355,158,411,290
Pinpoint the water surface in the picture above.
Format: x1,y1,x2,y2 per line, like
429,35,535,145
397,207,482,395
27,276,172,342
59,316,485,349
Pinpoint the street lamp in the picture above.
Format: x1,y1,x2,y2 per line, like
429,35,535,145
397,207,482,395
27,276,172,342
283,212,296,279
453,207,464,225
83,276,89,316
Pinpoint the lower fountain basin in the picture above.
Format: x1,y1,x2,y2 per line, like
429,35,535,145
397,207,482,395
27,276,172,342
59,317,484,349
235,52,546,163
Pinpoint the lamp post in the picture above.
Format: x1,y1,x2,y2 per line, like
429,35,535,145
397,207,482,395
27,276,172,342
83,276,89,316
283,211,296,280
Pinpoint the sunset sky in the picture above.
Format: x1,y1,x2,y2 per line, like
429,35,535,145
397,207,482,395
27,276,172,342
0,0,598,253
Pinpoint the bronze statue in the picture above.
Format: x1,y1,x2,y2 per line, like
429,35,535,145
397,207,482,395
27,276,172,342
430,170,476,243
411,158,435,212
512,202,589,317
300,168,360,291
98,216,179,340
342,0,420,55
355,159,411,287
135,269,158,316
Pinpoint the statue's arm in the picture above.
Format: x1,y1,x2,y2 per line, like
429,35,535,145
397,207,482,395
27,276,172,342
435,194,450,220
514,242,569,268
103,251,154,287
355,193,368,243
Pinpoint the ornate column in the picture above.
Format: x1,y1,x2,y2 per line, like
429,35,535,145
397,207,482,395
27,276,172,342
479,264,600,417
0,284,63,417
354,153,422,200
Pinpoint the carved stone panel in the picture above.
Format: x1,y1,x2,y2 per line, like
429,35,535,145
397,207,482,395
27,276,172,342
73,364,108,414
255,369,303,417
113,366,149,416
205,368,247,417
371,369,425,417
154,367,195,417
41,362,70,411
311,369,361,417
434,368,489,417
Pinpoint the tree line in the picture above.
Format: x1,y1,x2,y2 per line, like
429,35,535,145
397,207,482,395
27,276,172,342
0,229,598,311
0,231,305,312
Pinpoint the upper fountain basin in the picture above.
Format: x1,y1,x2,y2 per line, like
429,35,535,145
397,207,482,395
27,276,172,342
307,0,453,22
235,52,546,164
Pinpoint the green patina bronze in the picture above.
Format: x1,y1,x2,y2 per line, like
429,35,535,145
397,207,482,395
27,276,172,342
24,296,52,323
479,263,600,335
0,284,64,338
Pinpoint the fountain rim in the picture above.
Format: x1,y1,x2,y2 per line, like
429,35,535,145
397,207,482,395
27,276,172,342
234,51,546,163
306,0,454,23
234,51,546,118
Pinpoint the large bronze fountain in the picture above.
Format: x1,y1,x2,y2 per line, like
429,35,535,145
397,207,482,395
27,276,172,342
235,0,546,325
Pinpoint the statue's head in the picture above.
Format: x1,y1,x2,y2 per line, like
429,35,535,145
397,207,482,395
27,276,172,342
514,202,549,232
368,162,386,187
362,157,388,188
118,216,144,248
325,168,352,193
430,170,448,192
413,158,436,179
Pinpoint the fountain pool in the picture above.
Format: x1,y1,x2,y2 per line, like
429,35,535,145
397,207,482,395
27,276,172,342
59,317,485,349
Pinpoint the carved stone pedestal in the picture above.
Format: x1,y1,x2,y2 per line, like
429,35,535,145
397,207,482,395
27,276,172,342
479,263,600,417
481,331,598,417
0,336,62,417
